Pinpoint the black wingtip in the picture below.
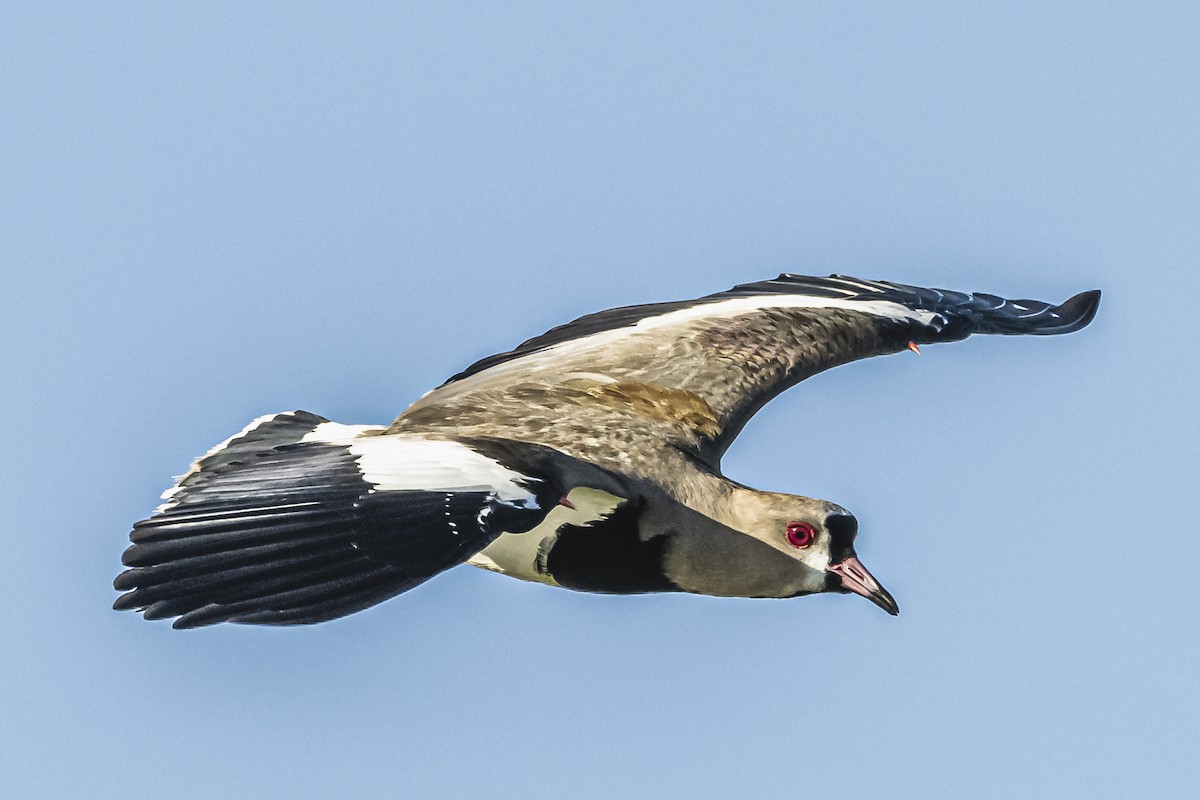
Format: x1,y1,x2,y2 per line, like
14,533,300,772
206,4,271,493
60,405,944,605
1055,289,1101,333
172,606,221,629
112,593,135,611
968,286,1102,336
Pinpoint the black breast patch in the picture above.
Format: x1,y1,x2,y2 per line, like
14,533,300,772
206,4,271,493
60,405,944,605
541,500,679,594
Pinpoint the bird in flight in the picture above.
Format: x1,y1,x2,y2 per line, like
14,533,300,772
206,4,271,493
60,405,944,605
115,274,1100,628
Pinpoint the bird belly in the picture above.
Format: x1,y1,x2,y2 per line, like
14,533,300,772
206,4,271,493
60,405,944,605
467,486,625,586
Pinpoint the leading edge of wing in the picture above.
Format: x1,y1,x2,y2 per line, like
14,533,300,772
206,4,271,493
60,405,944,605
440,274,1101,385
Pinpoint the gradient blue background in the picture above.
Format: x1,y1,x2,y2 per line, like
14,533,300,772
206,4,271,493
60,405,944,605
2,2,1196,797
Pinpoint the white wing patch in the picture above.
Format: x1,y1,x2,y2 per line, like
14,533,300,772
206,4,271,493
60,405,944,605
300,421,387,444
159,417,538,514
642,295,941,331
347,436,539,505
303,423,539,504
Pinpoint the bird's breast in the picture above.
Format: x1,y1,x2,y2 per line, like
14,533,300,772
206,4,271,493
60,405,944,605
467,486,628,587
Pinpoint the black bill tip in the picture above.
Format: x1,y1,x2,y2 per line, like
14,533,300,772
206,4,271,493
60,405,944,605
827,555,899,617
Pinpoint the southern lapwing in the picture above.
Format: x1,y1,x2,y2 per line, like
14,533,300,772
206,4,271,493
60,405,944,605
114,274,1100,627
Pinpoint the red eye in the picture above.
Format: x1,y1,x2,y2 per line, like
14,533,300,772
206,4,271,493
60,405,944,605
786,521,816,549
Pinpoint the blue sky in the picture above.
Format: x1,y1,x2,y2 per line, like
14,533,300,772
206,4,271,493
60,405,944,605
2,2,1196,797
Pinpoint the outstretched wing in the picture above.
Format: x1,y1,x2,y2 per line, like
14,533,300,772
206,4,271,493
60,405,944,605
115,411,629,627
393,274,1100,467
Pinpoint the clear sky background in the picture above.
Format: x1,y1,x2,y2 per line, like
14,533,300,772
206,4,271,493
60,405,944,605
2,2,1196,797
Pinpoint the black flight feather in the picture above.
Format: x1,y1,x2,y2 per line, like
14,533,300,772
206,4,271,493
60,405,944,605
115,439,549,627
442,273,1100,385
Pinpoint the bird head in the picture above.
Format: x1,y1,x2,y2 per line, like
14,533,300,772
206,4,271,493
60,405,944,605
728,489,899,615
